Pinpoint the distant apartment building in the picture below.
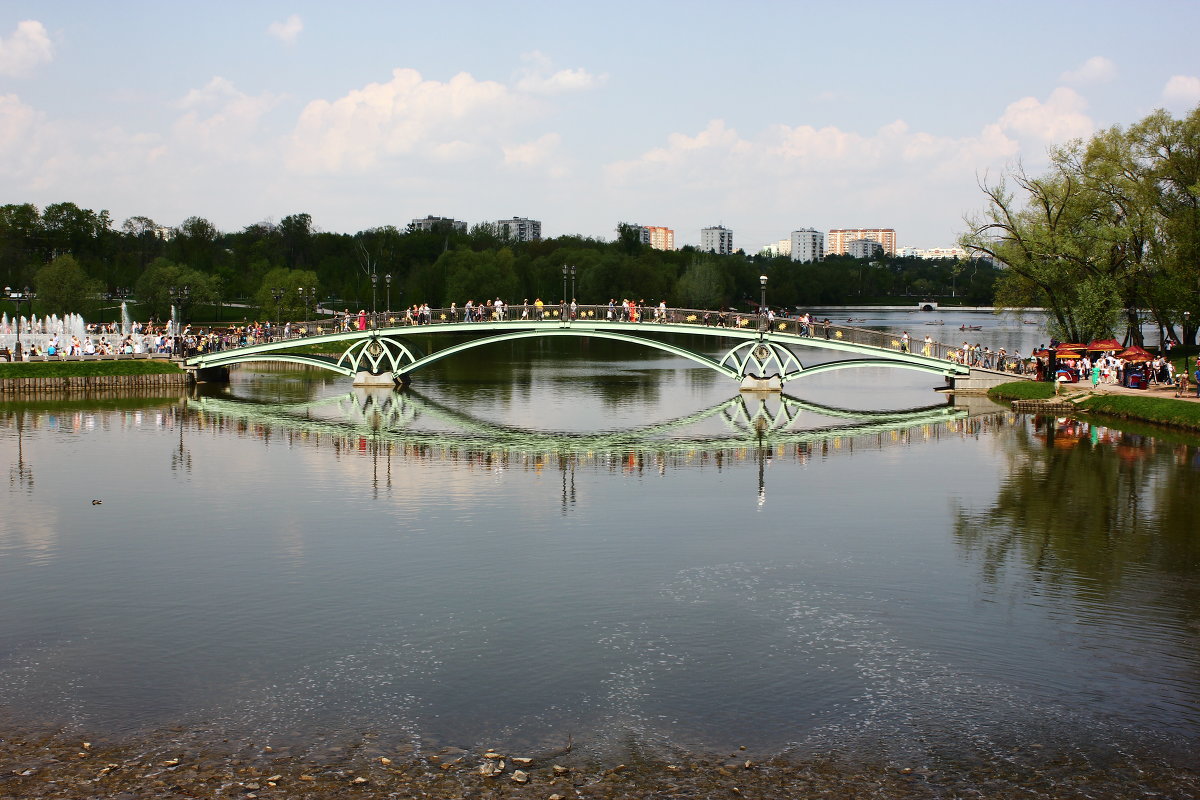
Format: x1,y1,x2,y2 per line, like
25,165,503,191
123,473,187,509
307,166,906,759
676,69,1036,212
494,217,542,242
410,215,468,233
847,238,884,259
617,223,652,245
154,225,174,241
701,225,734,255
897,246,966,260
759,239,791,258
827,228,897,256
646,226,675,251
789,228,825,263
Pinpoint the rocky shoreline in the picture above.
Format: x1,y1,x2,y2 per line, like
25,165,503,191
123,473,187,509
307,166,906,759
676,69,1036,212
3,725,1197,799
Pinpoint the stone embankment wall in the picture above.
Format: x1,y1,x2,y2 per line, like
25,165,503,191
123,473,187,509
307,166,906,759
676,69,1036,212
0,373,189,393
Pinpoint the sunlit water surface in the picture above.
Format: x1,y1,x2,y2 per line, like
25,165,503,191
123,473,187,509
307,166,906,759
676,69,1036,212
2,336,1198,785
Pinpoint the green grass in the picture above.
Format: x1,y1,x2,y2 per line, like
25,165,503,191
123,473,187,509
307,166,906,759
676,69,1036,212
0,359,182,378
988,381,1058,401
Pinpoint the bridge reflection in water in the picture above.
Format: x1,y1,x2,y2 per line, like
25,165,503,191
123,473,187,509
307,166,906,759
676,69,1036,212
183,389,1007,504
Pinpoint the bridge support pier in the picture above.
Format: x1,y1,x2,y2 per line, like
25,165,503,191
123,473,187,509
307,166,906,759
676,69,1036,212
188,365,230,384
353,370,398,387
739,374,782,392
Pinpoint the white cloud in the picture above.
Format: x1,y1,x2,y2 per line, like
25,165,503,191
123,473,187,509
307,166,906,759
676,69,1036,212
267,14,303,44
503,133,568,178
1060,56,1116,84
1162,75,1200,109
515,50,605,94
997,87,1093,143
172,77,282,158
0,20,53,76
287,68,530,173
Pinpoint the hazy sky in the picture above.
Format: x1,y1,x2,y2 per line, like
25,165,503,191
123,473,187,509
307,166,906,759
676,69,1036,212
2,1,1197,251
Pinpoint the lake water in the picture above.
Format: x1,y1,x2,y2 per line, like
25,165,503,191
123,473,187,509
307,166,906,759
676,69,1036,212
2,320,1198,794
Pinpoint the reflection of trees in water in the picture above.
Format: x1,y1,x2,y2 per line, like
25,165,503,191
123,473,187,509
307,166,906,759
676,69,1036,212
955,417,1200,610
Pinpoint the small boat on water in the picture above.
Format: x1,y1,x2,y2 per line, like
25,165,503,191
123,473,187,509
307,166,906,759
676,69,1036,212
1023,320,1038,325
924,320,944,325
960,324,982,331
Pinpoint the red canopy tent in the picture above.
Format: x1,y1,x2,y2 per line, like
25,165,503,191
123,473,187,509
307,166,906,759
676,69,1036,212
1087,338,1123,352
1118,345,1154,362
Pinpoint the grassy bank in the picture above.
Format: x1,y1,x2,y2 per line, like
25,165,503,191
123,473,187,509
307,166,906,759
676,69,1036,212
0,359,182,378
987,381,1058,401
1075,393,1200,431
990,380,1200,432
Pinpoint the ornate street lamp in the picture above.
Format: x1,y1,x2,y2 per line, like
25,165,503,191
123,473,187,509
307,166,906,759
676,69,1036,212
385,273,392,316
561,264,576,318
370,272,378,329
1185,310,1192,386
271,286,283,329
5,285,32,361
759,274,768,332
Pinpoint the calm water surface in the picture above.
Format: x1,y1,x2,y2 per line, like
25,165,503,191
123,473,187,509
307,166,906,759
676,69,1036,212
2,337,1198,782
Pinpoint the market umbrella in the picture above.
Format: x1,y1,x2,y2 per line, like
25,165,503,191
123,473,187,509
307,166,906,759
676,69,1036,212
1087,338,1123,351
1055,343,1086,353
1118,345,1154,362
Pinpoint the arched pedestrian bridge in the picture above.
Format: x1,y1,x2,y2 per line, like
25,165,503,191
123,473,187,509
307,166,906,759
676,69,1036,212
184,305,1013,392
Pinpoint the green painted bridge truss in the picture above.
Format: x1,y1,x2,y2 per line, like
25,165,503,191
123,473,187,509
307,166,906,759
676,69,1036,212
186,317,969,386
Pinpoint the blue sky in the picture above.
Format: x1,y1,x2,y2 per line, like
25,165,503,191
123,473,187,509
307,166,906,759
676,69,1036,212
2,1,1198,251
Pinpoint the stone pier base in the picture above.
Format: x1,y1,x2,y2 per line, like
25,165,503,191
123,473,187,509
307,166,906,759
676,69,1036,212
353,371,398,387
739,374,782,392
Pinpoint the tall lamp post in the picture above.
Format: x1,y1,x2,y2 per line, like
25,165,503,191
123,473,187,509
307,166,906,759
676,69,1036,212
759,274,768,332
170,285,189,356
370,272,378,329
271,287,283,330
561,264,575,318
385,273,392,317
1185,310,1192,386
6,285,32,361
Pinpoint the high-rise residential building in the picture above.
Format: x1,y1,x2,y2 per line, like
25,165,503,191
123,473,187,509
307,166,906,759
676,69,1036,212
494,217,542,241
410,215,468,233
827,228,897,256
847,238,884,259
617,223,652,245
789,228,824,263
701,225,734,255
897,246,966,260
646,226,675,251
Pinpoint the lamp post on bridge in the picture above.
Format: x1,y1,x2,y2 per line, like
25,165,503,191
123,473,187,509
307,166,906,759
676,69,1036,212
385,273,392,318
370,272,378,329
561,264,576,319
759,274,768,333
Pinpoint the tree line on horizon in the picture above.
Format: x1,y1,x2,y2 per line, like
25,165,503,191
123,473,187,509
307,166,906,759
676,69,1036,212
0,205,998,325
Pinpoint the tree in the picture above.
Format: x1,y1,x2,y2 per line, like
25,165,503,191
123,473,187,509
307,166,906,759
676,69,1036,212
135,257,219,322
254,267,320,322
674,256,727,309
34,254,102,315
963,105,1200,344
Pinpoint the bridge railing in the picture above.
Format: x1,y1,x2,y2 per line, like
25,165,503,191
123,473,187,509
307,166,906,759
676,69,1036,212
193,305,961,364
